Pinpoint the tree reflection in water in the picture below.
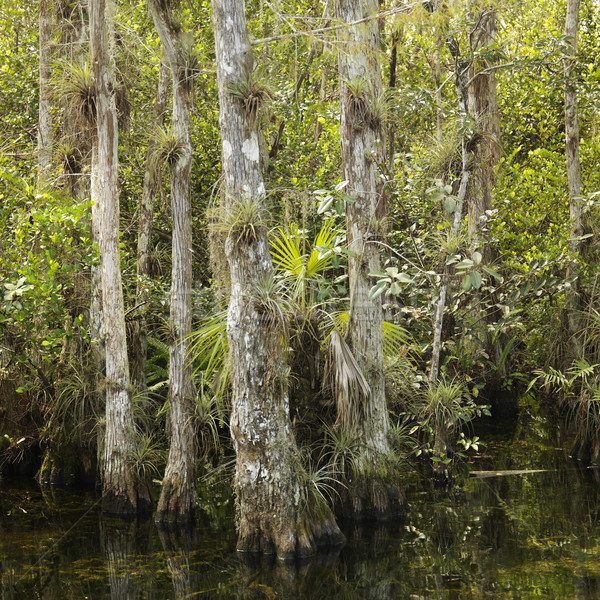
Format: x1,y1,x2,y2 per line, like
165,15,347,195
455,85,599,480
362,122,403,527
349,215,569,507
5,414,600,597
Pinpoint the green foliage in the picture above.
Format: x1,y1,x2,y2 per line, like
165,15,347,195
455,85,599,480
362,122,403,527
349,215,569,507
0,168,93,394
529,358,600,449
0,5,37,166
409,377,490,464
47,365,99,449
195,384,228,458
129,430,166,483
296,449,343,514
210,195,269,244
189,310,229,403
53,57,96,124
270,219,343,306
320,423,362,483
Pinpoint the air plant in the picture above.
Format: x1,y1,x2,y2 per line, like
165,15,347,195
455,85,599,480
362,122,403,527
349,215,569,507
210,195,269,244
54,56,96,124
149,125,185,172
227,69,273,123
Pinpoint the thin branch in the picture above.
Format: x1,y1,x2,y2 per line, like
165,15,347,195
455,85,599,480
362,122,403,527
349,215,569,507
464,61,516,88
251,2,425,46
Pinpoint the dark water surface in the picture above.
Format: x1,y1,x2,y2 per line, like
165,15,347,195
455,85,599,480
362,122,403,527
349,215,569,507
3,413,600,599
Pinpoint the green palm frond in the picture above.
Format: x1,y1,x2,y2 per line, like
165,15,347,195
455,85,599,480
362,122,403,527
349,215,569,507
189,310,230,400
567,358,598,385
306,220,338,278
270,221,340,307
146,336,169,386
271,223,304,274
382,320,413,358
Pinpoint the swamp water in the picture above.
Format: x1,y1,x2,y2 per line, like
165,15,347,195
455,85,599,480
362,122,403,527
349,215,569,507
2,412,600,599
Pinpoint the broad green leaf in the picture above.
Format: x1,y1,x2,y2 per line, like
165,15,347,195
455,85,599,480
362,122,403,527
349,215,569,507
455,260,474,270
470,271,483,290
445,196,457,213
482,266,503,282
389,281,402,295
369,280,388,301
462,274,472,292
317,195,334,214
317,287,330,301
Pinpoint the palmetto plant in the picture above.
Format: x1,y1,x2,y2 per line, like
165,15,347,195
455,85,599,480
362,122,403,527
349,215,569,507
270,220,341,310
189,217,415,458
189,309,229,403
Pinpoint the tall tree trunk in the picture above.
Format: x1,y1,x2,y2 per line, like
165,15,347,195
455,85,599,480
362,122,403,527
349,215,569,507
434,33,444,144
466,7,503,374
430,39,472,384
429,38,473,483
334,0,404,518
90,143,105,392
564,0,583,357
388,30,399,171
148,0,198,524
38,0,54,185
130,62,170,392
467,8,501,258
90,0,151,516
212,0,344,559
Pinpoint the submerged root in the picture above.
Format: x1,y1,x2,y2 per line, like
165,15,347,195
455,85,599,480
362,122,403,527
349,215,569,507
155,482,196,524
236,505,345,562
346,478,406,521
101,482,153,518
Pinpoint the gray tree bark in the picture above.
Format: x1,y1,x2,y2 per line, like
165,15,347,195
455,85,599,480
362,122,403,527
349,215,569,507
467,8,501,258
212,0,344,559
38,0,54,185
430,40,471,384
90,0,151,515
334,0,404,518
564,0,583,356
148,0,198,523
130,62,170,393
